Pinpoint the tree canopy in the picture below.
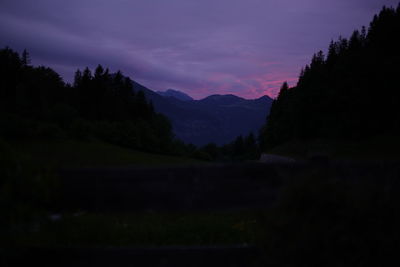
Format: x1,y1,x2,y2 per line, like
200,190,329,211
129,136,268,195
0,48,175,153
260,5,400,150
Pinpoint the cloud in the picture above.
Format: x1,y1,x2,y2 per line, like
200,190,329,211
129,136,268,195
0,0,398,99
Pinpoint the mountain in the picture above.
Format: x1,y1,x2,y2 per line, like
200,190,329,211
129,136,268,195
157,89,193,101
200,94,242,104
132,81,273,146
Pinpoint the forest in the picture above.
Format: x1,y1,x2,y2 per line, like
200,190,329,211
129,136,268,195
260,5,400,151
0,48,262,161
0,49,179,153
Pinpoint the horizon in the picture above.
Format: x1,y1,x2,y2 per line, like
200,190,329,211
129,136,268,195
155,87,273,100
1,0,398,99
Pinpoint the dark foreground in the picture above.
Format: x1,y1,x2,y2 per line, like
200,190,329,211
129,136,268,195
5,245,259,267
4,160,400,266
55,163,284,212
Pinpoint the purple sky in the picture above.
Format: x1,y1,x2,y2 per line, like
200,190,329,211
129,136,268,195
0,0,398,99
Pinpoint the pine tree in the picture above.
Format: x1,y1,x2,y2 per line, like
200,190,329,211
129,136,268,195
277,82,289,100
94,64,104,79
260,5,400,149
21,49,31,66
73,69,82,88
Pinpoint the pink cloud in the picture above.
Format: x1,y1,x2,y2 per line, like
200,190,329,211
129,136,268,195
189,71,298,100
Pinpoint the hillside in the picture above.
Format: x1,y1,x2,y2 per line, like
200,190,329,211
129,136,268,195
157,89,194,101
133,82,273,146
260,5,400,151
6,139,202,168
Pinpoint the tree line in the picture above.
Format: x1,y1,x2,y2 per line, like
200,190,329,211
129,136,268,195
197,132,260,162
0,47,262,160
0,47,176,153
260,4,400,150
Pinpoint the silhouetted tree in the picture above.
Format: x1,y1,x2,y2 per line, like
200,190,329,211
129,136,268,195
244,132,259,159
21,49,31,66
260,5,400,149
0,47,177,154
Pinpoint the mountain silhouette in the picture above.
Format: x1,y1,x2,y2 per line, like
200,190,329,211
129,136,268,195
157,89,193,101
132,81,272,146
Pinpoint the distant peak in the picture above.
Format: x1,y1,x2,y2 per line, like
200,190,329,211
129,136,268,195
257,95,273,101
157,89,193,101
202,94,242,101
165,89,181,93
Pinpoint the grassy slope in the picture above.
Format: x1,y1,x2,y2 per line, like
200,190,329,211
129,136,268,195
8,139,256,247
8,139,202,168
18,211,259,247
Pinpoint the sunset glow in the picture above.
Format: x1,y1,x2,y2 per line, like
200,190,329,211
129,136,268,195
1,0,398,99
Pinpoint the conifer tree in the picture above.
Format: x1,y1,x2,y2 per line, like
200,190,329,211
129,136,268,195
21,49,30,66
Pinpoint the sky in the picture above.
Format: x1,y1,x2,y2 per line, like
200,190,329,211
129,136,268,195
0,0,398,99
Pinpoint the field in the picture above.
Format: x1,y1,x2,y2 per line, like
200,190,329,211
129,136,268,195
14,211,260,247
4,139,400,266
7,139,202,168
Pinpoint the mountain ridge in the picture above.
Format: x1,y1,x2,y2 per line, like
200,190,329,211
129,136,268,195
157,89,194,101
132,81,273,146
